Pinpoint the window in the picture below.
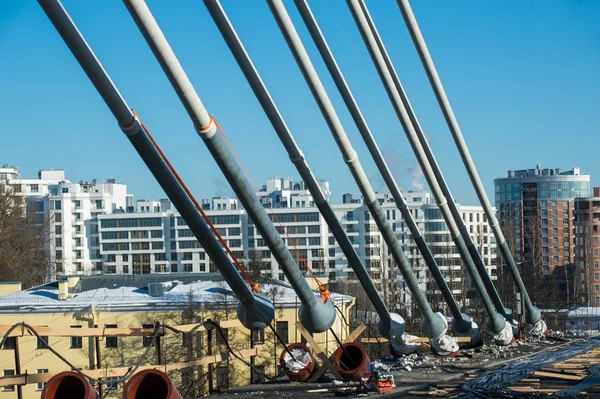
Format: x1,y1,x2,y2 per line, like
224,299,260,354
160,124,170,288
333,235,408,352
171,253,177,261
307,225,320,234
595,285,600,293
105,325,118,348
251,329,265,344
55,237,62,247
2,337,15,350
71,326,82,348
105,377,118,390
123,265,129,274
595,249,599,257
36,369,49,391
3,370,15,391
595,261,599,269
216,328,229,345
37,336,49,349
142,324,155,347
55,225,62,235
183,264,193,272
597,297,600,305
171,264,178,272
216,366,229,390
182,252,193,261
251,365,266,385
308,237,321,246
276,321,288,345
596,273,600,281
53,200,62,210
151,230,163,238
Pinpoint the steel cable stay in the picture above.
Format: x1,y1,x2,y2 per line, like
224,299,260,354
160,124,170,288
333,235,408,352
210,116,329,302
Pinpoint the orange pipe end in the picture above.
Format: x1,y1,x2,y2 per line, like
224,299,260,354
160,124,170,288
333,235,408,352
124,369,182,399
41,371,99,399
332,343,370,381
279,343,316,382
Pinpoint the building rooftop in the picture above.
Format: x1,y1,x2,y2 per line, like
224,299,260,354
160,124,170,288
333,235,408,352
0,273,352,313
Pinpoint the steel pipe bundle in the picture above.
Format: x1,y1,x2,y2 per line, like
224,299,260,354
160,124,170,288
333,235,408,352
346,0,513,344
202,0,407,355
395,0,544,334
293,0,478,345
122,0,335,334
37,0,274,331
265,0,458,355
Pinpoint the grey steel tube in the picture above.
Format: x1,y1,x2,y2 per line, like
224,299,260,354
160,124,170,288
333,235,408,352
203,0,398,339
293,0,474,336
266,0,448,342
396,0,541,327
123,0,334,333
354,0,511,324
347,0,507,336
38,0,274,331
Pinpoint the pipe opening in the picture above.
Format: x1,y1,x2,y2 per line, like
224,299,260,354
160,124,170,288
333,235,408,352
132,373,169,399
52,376,85,399
336,344,365,371
279,343,315,382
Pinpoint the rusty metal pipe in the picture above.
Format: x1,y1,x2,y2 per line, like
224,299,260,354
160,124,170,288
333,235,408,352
41,372,99,399
124,369,182,399
279,343,316,382
332,343,369,381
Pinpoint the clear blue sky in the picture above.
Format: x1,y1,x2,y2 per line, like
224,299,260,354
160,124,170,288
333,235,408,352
1,1,598,205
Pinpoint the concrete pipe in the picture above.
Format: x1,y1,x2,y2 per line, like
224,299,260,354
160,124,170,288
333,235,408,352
279,343,316,382
124,369,182,399
332,343,370,381
41,371,99,399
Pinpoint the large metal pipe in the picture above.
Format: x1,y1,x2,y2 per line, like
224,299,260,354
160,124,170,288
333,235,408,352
37,0,274,331
293,0,476,340
355,1,511,325
124,369,183,399
202,0,407,348
266,0,455,352
396,0,543,331
122,0,334,334
346,0,511,342
41,372,99,399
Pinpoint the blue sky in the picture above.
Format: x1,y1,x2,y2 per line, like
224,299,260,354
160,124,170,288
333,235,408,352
1,1,598,206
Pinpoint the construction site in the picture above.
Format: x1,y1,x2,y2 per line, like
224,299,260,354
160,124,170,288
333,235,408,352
1,0,598,398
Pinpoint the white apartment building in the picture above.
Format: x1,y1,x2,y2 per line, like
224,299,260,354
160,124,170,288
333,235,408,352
3,166,133,276
256,177,331,208
1,166,67,197
95,185,497,312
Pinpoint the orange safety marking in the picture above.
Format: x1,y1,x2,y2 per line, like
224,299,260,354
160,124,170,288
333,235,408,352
211,116,329,302
120,111,259,294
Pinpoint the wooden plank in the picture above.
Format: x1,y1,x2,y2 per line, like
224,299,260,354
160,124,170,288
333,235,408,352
0,319,242,338
344,324,365,344
296,323,344,381
533,371,584,381
0,346,261,387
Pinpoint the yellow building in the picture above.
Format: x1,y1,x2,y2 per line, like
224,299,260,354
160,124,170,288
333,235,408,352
0,273,354,398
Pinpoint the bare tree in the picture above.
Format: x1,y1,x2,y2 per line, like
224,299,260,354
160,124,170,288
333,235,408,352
0,184,53,287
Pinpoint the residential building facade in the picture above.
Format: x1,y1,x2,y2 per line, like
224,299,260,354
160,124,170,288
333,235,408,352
574,187,600,306
495,165,590,275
